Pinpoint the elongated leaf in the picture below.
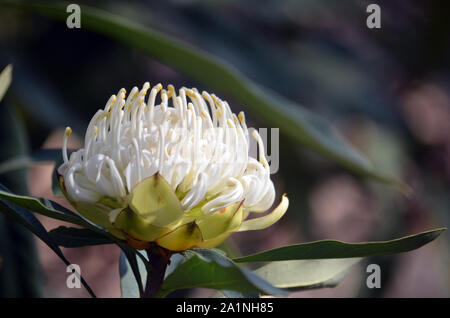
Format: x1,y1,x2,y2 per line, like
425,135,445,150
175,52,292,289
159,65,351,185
0,148,71,197
0,181,144,297
0,2,403,188
0,149,65,175
0,185,151,297
119,251,146,298
254,258,361,290
0,182,134,247
0,183,93,228
0,199,96,297
234,228,445,263
160,249,287,297
49,226,114,247
0,64,12,102
214,259,360,296
0,181,135,245
0,156,32,175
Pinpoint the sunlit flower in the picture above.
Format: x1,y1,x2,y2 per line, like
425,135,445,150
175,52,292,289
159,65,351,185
58,83,288,251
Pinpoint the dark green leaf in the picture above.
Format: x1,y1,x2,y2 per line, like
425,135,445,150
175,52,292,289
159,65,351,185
0,187,153,298
234,228,446,263
49,226,114,247
0,199,96,297
160,249,287,297
0,183,94,229
119,251,146,298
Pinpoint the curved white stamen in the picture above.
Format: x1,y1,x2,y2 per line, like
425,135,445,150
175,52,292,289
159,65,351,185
62,127,72,164
181,172,207,211
59,84,277,218
202,178,244,214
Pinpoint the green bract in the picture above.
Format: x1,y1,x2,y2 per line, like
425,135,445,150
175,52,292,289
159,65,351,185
58,173,271,251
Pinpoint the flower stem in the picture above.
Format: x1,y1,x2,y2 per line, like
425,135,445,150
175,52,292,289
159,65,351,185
142,244,171,298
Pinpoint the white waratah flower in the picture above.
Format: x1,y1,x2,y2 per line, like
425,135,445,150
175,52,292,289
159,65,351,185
57,83,288,251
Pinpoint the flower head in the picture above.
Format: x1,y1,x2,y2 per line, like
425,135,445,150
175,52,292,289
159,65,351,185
58,83,288,250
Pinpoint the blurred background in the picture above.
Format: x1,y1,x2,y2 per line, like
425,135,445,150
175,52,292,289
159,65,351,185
0,0,449,297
